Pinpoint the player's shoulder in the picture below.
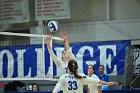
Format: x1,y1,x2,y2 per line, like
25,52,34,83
91,74,100,79
59,73,71,78
78,73,87,77
59,74,67,79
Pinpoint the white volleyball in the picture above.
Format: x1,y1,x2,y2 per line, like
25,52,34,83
48,21,58,32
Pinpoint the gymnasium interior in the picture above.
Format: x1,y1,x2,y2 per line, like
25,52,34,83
0,0,140,93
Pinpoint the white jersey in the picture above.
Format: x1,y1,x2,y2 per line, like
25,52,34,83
88,74,100,93
56,48,75,77
49,48,76,77
53,73,99,93
56,60,68,77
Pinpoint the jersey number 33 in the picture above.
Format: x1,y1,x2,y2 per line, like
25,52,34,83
68,81,78,90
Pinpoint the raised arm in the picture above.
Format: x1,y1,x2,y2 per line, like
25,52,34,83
60,32,76,60
46,35,61,66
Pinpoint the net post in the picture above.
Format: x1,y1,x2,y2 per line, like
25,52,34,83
42,36,46,79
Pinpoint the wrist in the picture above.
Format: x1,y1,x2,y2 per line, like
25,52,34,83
64,38,68,42
64,38,68,40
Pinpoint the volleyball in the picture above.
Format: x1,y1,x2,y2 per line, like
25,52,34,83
48,21,58,32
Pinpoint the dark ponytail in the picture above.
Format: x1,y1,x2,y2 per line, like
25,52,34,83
68,59,83,79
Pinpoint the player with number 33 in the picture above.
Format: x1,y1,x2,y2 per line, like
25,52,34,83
52,59,118,93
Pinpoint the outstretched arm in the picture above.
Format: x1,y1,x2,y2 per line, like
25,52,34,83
83,77,118,87
46,35,61,66
99,80,118,86
60,32,76,60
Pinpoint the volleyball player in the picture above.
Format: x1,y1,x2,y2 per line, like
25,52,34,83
52,59,118,93
46,32,76,77
87,64,102,93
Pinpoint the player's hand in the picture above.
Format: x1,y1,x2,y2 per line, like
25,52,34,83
46,35,52,44
60,31,67,40
46,35,52,50
107,81,118,86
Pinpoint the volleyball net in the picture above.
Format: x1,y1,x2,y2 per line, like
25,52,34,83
0,32,63,81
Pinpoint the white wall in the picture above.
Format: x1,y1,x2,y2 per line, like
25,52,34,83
110,0,140,20
60,19,140,43
59,0,140,44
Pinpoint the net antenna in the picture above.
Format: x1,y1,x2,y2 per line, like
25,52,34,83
0,32,63,81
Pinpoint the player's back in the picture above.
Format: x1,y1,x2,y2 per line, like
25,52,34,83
53,73,100,93
61,73,84,93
